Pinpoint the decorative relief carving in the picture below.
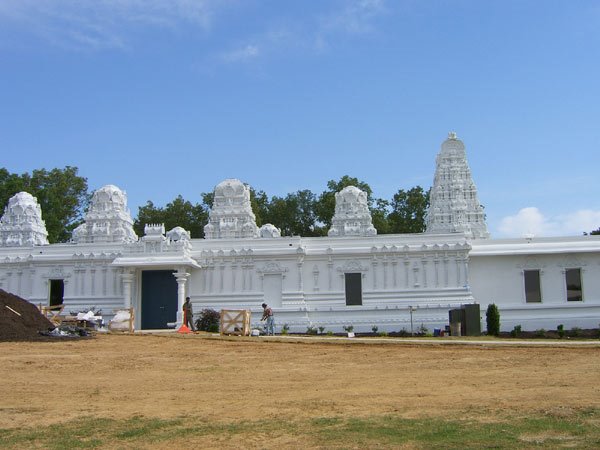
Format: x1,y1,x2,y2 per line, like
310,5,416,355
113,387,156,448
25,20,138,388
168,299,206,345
337,260,369,273
257,262,288,275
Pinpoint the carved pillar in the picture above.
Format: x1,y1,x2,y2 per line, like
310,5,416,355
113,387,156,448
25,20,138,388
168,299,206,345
404,260,410,288
174,268,190,325
434,260,440,287
121,270,135,308
421,260,428,288
102,267,107,296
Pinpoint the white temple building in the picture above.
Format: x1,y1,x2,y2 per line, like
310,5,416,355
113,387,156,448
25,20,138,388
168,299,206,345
1,133,599,333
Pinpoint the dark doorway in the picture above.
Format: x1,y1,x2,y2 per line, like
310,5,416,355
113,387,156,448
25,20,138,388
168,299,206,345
49,279,64,307
345,273,362,306
141,270,178,330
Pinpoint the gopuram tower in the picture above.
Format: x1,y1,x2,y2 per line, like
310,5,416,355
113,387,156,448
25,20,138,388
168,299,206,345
426,132,489,239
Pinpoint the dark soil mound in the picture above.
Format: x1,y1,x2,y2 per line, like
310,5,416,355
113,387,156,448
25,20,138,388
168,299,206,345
0,289,55,341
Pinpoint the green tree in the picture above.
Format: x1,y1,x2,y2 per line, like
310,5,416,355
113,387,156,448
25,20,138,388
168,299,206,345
486,303,501,336
387,186,430,233
264,190,319,237
0,167,89,243
134,195,208,238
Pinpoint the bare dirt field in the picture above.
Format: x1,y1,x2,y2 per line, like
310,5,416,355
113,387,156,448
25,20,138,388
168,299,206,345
1,334,599,447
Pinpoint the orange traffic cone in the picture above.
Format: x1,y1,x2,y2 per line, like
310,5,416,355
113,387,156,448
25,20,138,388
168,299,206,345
178,310,192,334
177,323,192,334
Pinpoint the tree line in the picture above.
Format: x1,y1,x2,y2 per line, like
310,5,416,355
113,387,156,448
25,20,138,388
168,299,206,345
3,166,598,243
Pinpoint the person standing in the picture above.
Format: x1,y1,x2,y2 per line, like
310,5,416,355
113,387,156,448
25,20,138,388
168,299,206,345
261,303,274,335
183,297,195,331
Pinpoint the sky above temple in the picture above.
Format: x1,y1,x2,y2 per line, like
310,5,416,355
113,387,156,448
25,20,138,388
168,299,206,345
1,0,599,238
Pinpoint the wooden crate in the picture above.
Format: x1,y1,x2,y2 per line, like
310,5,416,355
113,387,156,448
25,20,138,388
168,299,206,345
108,307,135,333
220,309,251,336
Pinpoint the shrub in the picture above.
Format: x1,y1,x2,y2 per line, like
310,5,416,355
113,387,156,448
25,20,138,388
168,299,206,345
557,324,565,338
510,325,522,338
418,323,429,335
397,328,410,337
195,308,220,332
306,326,318,335
326,331,334,336
535,328,546,337
318,326,325,334
281,323,290,335
486,303,500,336
378,331,388,337
570,326,582,337
343,325,354,333
371,325,379,334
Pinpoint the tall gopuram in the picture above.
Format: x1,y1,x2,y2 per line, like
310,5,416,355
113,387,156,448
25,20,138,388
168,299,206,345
71,184,138,244
203,179,259,239
0,192,49,246
328,186,377,237
426,132,489,239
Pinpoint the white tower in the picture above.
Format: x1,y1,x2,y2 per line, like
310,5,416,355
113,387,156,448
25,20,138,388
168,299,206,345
0,192,49,246
328,186,377,237
426,132,489,239
72,185,138,244
204,179,259,239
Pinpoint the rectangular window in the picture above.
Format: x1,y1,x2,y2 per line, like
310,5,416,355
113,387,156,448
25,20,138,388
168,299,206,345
345,273,362,306
565,268,583,302
524,270,541,303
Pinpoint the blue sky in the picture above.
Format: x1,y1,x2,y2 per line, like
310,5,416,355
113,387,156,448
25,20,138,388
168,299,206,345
1,0,599,238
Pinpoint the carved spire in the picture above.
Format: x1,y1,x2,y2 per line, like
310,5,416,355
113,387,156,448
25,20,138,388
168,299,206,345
426,133,489,239
204,179,259,239
72,185,138,244
0,192,49,246
328,186,377,237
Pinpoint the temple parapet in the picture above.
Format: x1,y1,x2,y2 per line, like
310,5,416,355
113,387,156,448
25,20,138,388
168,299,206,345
0,192,49,247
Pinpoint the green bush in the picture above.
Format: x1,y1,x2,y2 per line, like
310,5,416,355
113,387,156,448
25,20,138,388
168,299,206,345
343,325,354,333
306,326,318,335
557,324,565,338
535,328,546,337
570,326,582,337
510,325,522,338
378,331,388,337
281,323,290,335
326,331,334,336
318,326,326,334
195,308,220,332
371,325,379,334
486,303,500,336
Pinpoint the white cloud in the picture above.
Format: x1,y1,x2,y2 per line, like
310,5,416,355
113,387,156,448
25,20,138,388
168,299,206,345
220,44,260,63
319,0,387,35
497,207,600,238
0,0,219,50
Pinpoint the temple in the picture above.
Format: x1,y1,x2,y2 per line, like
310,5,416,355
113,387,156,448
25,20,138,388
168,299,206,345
1,134,598,333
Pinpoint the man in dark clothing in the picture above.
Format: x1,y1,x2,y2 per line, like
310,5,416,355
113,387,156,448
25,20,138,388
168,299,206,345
183,297,195,331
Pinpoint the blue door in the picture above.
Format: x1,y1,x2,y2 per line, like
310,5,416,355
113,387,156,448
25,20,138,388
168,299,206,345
141,270,177,329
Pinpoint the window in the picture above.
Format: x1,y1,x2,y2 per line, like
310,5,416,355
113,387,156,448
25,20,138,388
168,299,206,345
345,273,362,306
565,268,583,302
524,270,541,303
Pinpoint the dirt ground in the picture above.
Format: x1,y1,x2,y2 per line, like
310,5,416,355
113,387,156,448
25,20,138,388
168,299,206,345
1,334,599,431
